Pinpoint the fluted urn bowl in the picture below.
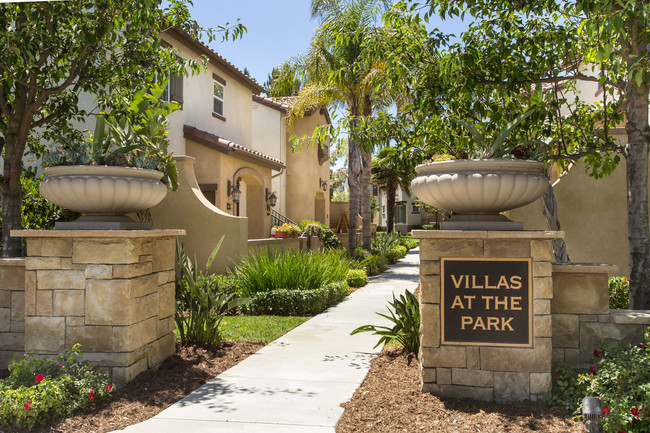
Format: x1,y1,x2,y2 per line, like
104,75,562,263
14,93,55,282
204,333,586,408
411,159,548,214
40,166,168,216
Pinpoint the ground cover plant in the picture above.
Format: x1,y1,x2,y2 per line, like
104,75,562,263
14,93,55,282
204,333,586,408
546,328,650,432
219,316,310,342
0,345,113,429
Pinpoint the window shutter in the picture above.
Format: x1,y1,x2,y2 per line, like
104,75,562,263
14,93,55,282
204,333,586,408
170,72,183,105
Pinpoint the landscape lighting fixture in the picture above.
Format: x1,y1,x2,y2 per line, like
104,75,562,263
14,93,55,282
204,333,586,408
581,396,603,433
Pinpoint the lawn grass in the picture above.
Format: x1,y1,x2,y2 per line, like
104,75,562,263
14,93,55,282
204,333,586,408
220,315,310,342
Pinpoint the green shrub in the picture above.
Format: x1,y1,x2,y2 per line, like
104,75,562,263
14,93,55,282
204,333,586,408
422,224,436,230
361,254,388,276
385,245,407,264
371,232,401,257
0,344,113,429
546,329,650,433
241,282,350,316
346,269,368,287
20,172,80,230
319,225,342,249
175,238,248,347
302,223,323,237
234,249,351,297
399,236,419,250
543,363,588,413
376,225,386,232
351,289,420,357
609,276,630,309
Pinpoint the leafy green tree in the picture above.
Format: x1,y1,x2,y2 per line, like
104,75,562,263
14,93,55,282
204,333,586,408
386,1,650,308
0,1,243,257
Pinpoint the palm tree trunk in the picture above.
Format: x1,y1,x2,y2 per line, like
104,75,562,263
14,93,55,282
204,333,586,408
625,79,650,309
348,124,362,253
386,182,396,233
361,147,372,250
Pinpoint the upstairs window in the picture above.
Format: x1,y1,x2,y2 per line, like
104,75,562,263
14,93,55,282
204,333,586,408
212,73,226,120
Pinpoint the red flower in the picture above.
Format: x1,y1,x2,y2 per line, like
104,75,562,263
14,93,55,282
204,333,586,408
631,407,640,417
89,389,95,401
603,408,611,417
57,364,62,369
35,374,44,383
590,366,597,374
106,384,113,391
593,349,602,357
24,401,32,411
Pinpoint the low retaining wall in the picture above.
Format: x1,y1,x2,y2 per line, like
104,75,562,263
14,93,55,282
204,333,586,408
551,263,650,368
248,236,321,256
0,258,25,369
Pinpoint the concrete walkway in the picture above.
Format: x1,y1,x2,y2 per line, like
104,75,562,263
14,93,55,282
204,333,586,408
112,247,420,433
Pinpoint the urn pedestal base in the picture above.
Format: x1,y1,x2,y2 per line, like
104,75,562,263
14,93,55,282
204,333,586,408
442,214,523,231
55,215,151,230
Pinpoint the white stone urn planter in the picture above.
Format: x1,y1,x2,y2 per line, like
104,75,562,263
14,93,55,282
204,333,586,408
410,159,549,230
40,165,168,229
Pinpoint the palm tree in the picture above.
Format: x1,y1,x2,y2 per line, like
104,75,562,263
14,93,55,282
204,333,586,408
272,0,390,252
371,147,417,233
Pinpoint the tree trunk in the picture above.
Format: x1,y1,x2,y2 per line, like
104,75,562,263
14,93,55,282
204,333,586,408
361,147,372,250
625,80,650,309
541,182,570,263
386,182,396,233
348,120,362,253
2,115,30,257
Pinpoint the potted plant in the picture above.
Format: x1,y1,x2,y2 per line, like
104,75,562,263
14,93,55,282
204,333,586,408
39,83,178,229
410,109,549,230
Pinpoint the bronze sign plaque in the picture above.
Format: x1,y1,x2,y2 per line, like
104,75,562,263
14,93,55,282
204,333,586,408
441,258,532,347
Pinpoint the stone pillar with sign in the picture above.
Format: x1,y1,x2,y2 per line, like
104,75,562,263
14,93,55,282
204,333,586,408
413,230,563,403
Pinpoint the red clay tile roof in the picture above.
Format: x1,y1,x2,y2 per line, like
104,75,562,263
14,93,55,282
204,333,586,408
183,124,285,170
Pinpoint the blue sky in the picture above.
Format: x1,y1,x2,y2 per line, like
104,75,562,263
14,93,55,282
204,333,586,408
188,1,470,88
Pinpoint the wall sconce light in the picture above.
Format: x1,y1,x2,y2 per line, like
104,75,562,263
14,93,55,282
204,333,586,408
226,203,231,211
266,188,277,215
319,178,328,192
581,396,603,433
227,179,241,203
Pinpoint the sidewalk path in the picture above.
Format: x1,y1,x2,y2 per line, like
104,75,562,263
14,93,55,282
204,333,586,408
113,247,420,433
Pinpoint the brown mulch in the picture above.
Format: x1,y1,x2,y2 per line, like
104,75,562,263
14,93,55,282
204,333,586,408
336,347,584,433
0,341,265,433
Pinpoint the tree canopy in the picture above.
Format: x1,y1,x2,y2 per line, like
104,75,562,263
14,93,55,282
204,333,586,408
0,0,244,256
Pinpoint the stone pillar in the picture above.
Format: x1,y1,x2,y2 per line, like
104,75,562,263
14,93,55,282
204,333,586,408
0,258,26,368
12,229,184,387
413,230,563,403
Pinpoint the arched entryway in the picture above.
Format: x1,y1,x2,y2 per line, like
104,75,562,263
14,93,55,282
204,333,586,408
233,168,267,239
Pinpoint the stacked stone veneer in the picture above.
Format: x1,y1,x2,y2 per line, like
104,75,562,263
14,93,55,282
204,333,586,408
0,258,26,368
12,229,184,386
552,263,650,368
413,230,560,403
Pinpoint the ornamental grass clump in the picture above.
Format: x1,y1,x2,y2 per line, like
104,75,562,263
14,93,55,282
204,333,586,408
0,344,113,429
175,238,249,347
234,249,351,297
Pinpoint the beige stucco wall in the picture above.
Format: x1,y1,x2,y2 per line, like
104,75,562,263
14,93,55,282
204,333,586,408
162,33,255,156
251,102,287,216
509,158,638,277
151,157,248,274
285,112,331,226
